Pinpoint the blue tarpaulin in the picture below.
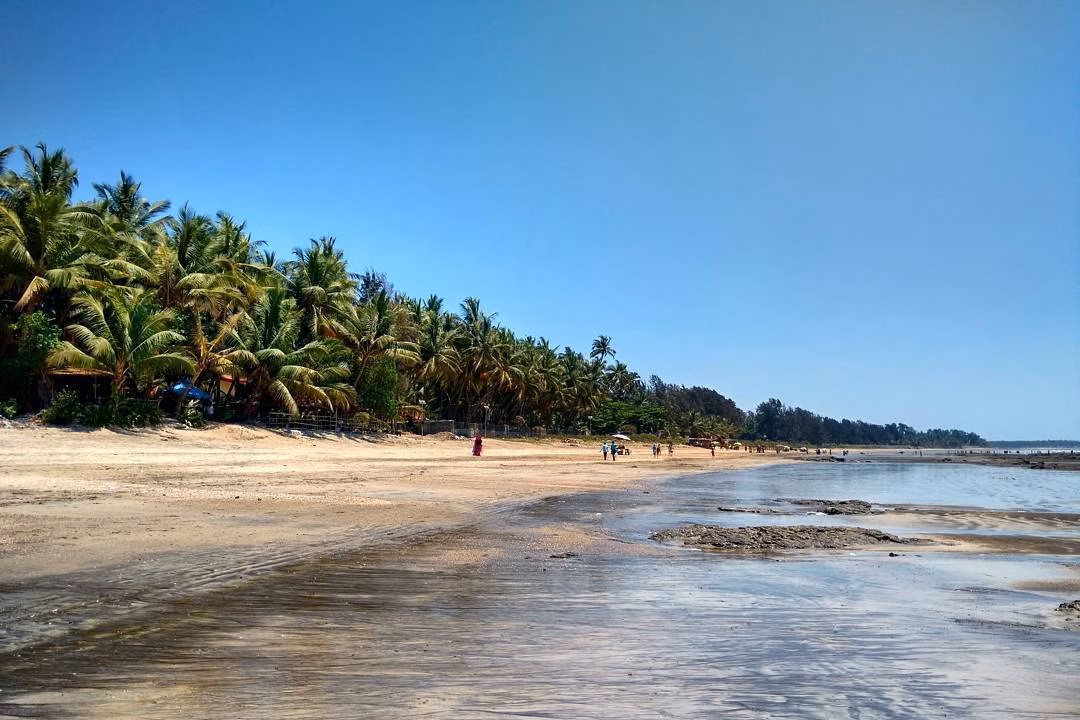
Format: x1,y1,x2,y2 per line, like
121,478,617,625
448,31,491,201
168,381,212,402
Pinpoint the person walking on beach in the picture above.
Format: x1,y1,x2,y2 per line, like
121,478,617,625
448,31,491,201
610,440,618,461
602,442,609,461
668,442,674,456
472,435,483,457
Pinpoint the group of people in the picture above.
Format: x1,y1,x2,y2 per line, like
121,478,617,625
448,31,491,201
608,442,675,459
648,443,674,458
601,440,623,461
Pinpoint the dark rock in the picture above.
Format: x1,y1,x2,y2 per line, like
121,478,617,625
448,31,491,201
786,499,874,515
651,524,908,551
549,552,578,559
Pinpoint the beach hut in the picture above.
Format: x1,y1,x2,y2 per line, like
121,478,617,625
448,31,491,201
47,368,113,402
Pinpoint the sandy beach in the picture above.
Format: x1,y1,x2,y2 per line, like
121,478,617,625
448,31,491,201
0,425,784,587
3,426,1079,718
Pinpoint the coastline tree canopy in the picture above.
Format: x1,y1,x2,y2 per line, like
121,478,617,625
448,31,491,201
0,142,986,445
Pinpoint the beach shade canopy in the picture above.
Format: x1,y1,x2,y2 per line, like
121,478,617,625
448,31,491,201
167,381,212,402
611,433,631,441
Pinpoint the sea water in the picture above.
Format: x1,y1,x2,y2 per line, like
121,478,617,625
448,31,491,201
1,463,1078,719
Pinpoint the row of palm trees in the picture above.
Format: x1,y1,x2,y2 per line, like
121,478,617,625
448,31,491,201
1,143,648,429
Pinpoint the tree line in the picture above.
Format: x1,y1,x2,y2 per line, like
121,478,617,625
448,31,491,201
0,142,985,446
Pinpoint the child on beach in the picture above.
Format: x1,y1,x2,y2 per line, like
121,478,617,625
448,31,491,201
602,443,608,461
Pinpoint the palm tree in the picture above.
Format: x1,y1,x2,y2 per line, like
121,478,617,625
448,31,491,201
284,236,356,343
212,212,258,263
339,289,418,385
423,294,444,317
47,289,195,395
606,361,642,401
590,335,615,364
456,298,517,422
230,287,354,417
0,144,101,312
414,311,459,385
93,171,172,239
554,349,604,428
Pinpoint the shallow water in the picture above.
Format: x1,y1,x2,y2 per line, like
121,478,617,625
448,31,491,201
601,461,1080,540
2,463,1078,719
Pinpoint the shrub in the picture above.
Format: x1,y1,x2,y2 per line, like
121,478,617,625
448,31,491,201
42,390,83,425
179,406,206,428
0,399,17,419
78,403,114,427
42,393,164,428
114,399,164,427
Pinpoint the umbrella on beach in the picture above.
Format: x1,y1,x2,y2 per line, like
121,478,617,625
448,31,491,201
611,433,630,441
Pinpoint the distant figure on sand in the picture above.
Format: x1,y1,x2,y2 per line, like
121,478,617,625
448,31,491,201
472,435,483,457
602,443,609,461
610,440,618,461
668,442,674,456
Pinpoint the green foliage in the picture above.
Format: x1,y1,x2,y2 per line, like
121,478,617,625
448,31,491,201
41,391,162,427
114,399,164,427
3,141,988,443
591,400,668,435
0,398,17,419
0,312,61,409
356,357,397,419
41,390,82,425
48,290,194,395
179,406,206,428
743,398,986,447
77,403,115,427
14,312,62,363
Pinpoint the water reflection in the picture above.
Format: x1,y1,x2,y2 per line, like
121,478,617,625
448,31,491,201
2,463,1078,719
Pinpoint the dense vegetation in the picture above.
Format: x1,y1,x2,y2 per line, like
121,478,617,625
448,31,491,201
0,143,985,446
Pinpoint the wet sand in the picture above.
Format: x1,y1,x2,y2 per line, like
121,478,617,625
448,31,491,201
0,425,783,648
3,428,1080,718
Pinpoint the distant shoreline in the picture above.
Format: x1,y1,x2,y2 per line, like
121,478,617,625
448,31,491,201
797,449,1080,471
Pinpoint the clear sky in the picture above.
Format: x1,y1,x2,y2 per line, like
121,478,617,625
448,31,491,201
4,0,1078,439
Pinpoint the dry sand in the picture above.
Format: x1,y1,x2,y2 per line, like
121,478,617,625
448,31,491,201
0,424,786,585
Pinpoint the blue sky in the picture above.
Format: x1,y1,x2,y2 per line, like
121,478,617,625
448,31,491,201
4,0,1078,439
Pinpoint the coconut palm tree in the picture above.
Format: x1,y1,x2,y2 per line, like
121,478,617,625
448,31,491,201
0,144,102,312
229,286,354,417
47,289,195,396
606,361,642,401
339,289,418,385
414,310,459,384
456,298,518,422
284,236,356,343
93,171,172,239
590,335,615,364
